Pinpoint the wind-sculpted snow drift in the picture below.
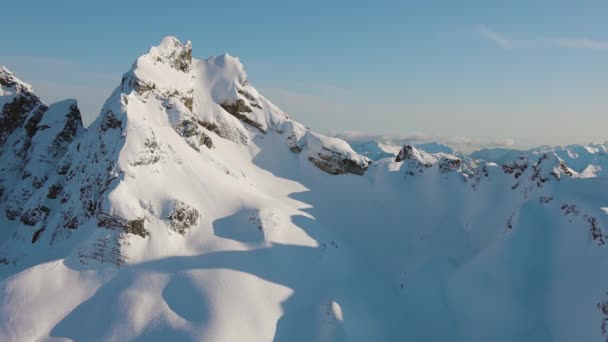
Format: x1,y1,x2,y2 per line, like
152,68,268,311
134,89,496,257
1,37,608,342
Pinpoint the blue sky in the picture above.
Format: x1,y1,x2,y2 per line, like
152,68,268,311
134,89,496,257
1,1,607,148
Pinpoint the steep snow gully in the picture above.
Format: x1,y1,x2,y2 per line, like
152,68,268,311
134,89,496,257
1,37,608,342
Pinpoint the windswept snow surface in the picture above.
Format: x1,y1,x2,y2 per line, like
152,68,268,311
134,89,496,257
1,37,608,342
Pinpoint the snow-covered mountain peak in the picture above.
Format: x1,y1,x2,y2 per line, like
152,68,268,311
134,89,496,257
146,35,193,73
121,36,194,102
0,37,371,266
532,152,576,182
393,144,476,179
204,53,253,105
208,53,244,72
395,144,436,164
109,37,369,176
0,66,33,95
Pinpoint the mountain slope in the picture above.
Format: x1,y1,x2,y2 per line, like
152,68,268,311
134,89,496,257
0,38,607,342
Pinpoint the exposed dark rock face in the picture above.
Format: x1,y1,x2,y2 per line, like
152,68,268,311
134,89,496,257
200,133,213,149
531,153,573,187
100,110,122,131
506,214,514,230
97,213,128,230
198,120,220,135
438,157,461,174
599,295,608,341
395,145,416,163
181,95,193,111
585,215,606,246
23,104,47,138
127,218,148,238
31,227,45,243
340,158,369,176
502,157,529,179
97,213,149,238
561,203,580,217
78,235,127,267
0,92,41,147
20,205,50,226
128,77,156,95
237,89,262,109
167,201,200,235
175,120,214,151
222,97,251,113
197,116,248,145
64,215,79,230
171,40,192,72
221,99,266,133
49,102,83,159
309,147,369,176
290,145,303,153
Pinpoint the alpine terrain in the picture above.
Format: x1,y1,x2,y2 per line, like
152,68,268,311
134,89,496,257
1,37,607,342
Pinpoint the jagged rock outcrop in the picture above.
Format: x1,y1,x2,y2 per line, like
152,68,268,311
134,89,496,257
531,153,574,183
308,146,369,175
166,200,200,235
149,36,193,72
500,152,576,191
0,68,85,231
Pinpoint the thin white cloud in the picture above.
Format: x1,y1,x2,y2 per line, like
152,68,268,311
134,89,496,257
476,26,608,51
487,137,516,147
331,130,518,153
477,26,515,50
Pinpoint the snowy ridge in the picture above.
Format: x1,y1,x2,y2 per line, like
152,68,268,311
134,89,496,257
0,37,607,342
391,145,583,195
0,66,33,101
473,143,608,177
393,144,478,181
